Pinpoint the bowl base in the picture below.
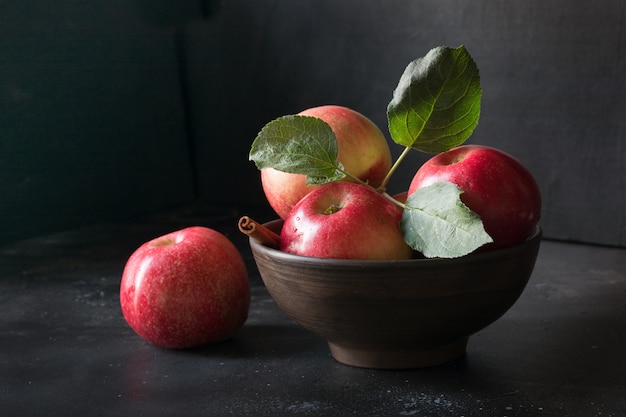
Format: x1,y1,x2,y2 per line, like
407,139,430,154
327,338,468,369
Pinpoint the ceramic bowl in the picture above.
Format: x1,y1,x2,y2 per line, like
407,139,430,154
249,220,542,369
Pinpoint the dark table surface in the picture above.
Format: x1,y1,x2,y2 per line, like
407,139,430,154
1,205,625,417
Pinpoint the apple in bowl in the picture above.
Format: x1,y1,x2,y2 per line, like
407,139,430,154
260,105,392,219
408,145,541,250
280,182,413,260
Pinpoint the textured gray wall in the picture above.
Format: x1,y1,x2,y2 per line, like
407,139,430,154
2,1,625,248
186,0,626,247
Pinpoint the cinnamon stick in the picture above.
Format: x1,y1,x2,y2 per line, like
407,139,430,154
238,216,280,249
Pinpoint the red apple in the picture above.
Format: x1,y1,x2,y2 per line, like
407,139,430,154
280,182,413,260
408,145,541,250
120,226,250,349
261,105,393,219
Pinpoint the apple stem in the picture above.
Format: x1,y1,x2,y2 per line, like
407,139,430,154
379,146,413,191
382,192,406,209
337,167,374,189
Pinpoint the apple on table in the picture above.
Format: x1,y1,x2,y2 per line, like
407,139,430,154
261,105,393,219
120,226,250,349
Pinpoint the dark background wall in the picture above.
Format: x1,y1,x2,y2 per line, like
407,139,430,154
2,0,625,248
0,1,204,244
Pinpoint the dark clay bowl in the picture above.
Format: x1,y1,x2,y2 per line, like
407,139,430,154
250,219,542,369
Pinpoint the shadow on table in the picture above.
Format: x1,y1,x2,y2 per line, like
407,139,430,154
181,323,325,360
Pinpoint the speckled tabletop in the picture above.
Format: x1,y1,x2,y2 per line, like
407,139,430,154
1,206,624,417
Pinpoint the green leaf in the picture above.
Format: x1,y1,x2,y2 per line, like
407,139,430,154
387,45,482,153
249,115,346,185
401,182,493,258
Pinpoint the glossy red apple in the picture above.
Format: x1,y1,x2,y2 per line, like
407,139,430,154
408,145,541,250
261,105,392,219
120,226,250,349
280,182,413,260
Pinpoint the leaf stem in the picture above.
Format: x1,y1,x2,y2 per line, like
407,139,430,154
336,167,371,187
379,146,413,190
382,192,407,209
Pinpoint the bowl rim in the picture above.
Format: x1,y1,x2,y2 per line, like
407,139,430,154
249,219,542,267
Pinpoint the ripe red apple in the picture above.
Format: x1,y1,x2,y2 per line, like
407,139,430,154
120,226,250,349
280,182,413,260
408,145,541,250
261,105,393,219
